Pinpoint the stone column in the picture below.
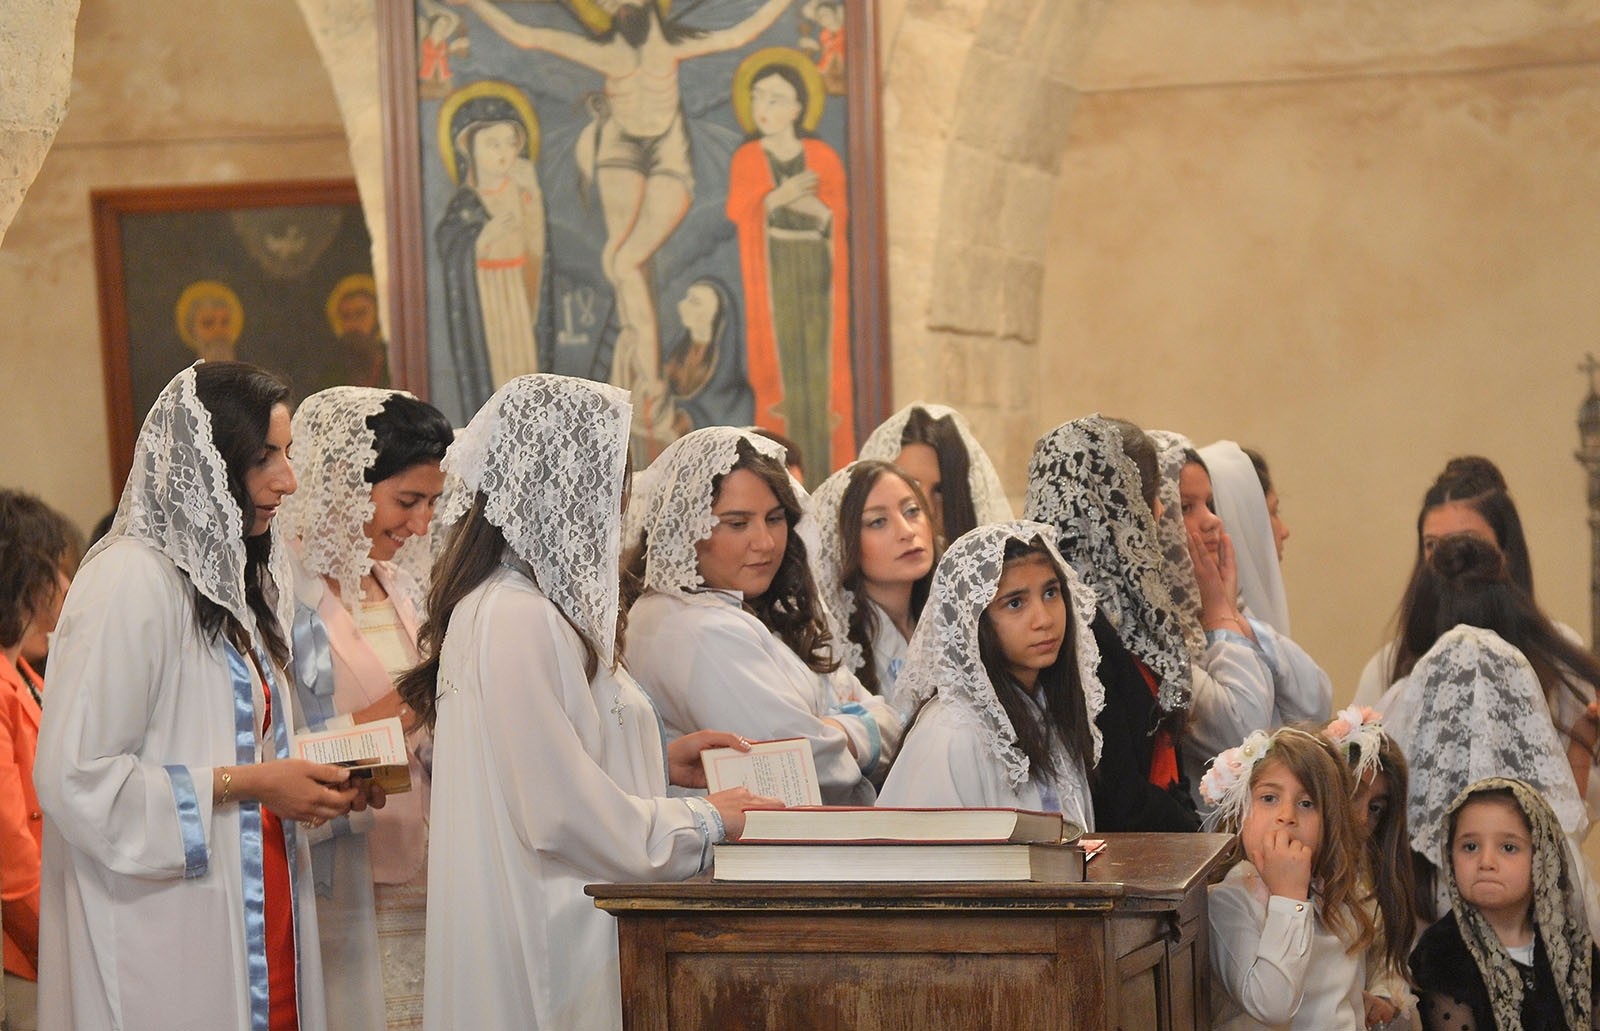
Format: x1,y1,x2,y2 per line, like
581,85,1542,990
0,0,81,247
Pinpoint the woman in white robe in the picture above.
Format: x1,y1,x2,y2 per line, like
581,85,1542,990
1159,438,1331,804
857,401,1013,544
877,522,1105,834
623,427,903,803
279,387,452,1030
801,460,938,706
395,375,774,1031
36,362,375,1031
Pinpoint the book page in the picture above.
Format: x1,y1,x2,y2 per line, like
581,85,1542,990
294,716,407,768
700,738,821,806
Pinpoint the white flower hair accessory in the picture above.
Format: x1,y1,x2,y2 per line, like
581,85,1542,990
1322,705,1387,790
1200,729,1273,830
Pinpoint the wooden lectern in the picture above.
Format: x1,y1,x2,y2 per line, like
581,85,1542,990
588,832,1234,1029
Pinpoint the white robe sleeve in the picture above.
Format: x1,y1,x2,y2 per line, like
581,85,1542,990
473,587,709,883
877,706,1004,808
1186,634,1275,771
1354,642,1398,708
1210,873,1316,1026
1248,617,1333,727
630,599,873,805
35,544,215,880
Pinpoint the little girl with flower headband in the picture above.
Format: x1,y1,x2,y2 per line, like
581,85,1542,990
1323,706,1419,1029
1205,726,1377,1029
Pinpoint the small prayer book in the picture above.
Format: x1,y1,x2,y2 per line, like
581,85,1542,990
293,716,412,794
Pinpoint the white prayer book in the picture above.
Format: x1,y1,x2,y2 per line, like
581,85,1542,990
699,737,822,807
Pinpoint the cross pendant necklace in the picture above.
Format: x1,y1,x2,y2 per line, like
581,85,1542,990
610,694,627,727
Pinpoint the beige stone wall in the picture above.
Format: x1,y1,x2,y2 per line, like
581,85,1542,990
1036,5,1600,696
0,1,352,532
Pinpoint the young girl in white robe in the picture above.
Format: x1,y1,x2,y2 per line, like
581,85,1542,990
36,362,377,1031
396,376,774,1031
877,522,1104,834
624,427,903,803
1204,727,1377,1030
802,459,938,705
279,387,452,1030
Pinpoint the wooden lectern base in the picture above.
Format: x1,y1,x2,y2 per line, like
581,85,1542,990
588,832,1235,1029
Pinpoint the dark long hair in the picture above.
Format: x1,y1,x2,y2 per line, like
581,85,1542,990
365,394,454,484
1353,734,1418,984
1398,535,1600,729
397,496,505,728
0,490,73,650
836,461,938,694
623,438,836,674
192,361,292,669
975,537,1094,781
745,63,813,140
1388,460,1533,682
900,406,978,543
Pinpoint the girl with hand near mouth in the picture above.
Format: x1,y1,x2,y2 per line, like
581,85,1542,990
876,523,1104,835
624,427,903,803
277,387,453,1031
1153,438,1331,809
802,460,938,705
1205,727,1375,1030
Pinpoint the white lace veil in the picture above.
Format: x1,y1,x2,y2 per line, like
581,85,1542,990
857,402,1014,528
628,425,788,595
1022,416,1192,714
278,387,434,616
1385,624,1587,869
1148,430,1206,662
82,363,295,647
438,374,632,665
893,521,1105,787
1198,440,1290,634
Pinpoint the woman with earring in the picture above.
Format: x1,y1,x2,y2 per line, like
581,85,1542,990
36,362,376,1031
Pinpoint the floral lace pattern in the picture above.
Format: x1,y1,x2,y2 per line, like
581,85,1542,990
629,426,786,594
278,387,433,617
1148,430,1206,661
1392,625,1586,869
439,374,632,665
83,363,294,642
1022,416,1191,714
857,402,1015,527
892,521,1105,788
799,462,865,673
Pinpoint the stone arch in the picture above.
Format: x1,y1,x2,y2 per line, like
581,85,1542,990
0,2,81,247
880,0,1110,475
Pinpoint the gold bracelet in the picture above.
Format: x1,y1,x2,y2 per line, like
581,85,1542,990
219,766,233,806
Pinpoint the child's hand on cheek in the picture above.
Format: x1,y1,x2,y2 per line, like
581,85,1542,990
1251,828,1313,902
